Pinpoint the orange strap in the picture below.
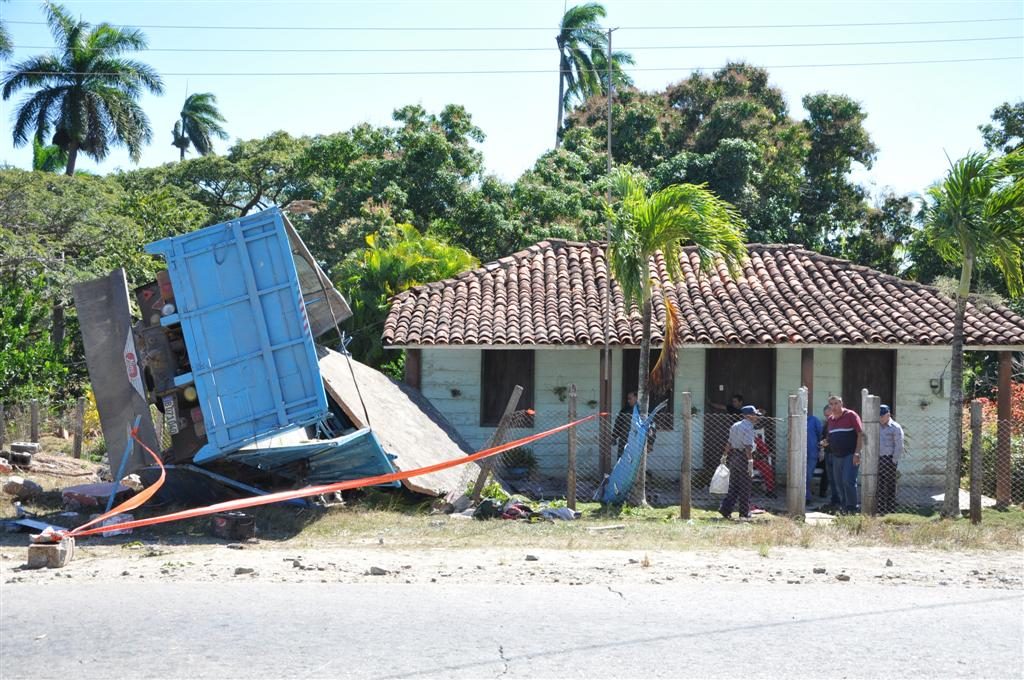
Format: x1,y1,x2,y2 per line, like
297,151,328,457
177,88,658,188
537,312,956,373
67,412,600,539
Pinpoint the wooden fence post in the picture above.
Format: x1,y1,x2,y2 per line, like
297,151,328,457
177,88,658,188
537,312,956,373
471,385,524,502
787,389,808,517
567,384,577,510
969,400,984,524
0,404,6,451
995,351,1012,508
72,397,86,459
680,392,693,520
30,399,40,443
860,394,880,516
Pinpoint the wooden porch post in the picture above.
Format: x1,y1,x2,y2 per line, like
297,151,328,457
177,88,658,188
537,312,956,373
403,348,422,391
995,351,1012,508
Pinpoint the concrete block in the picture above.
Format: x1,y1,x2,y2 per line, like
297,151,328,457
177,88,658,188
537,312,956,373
26,537,75,569
10,442,41,454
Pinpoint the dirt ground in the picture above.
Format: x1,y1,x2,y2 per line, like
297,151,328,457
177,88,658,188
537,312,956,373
3,541,1022,591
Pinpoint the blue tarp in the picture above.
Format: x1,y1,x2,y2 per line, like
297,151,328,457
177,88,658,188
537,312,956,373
597,402,665,505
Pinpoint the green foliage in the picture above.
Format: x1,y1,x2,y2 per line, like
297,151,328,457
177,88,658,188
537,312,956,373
979,101,1024,155
334,223,477,368
1,2,163,173
842,193,914,275
500,446,537,471
31,137,68,172
0,271,69,403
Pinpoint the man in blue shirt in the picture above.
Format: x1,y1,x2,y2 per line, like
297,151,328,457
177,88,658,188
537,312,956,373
877,405,905,514
719,405,759,520
806,409,824,503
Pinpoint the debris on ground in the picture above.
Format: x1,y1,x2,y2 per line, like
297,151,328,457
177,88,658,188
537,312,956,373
90,513,134,537
61,482,133,511
2,476,43,501
119,474,144,492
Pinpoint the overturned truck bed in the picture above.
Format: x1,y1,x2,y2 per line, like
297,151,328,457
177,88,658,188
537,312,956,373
318,348,479,498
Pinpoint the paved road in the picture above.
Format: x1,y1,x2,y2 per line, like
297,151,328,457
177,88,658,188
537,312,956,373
2,582,1020,679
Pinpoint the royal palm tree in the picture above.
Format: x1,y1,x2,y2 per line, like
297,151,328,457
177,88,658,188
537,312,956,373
605,167,748,505
555,2,607,147
1,2,163,175
922,150,1024,517
172,92,228,160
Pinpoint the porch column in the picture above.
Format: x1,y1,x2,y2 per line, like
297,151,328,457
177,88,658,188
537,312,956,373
801,348,814,409
599,348,612,475
404,348,422,391
995,351,1012,508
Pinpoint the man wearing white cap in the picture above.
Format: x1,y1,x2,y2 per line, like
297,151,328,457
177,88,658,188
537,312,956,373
877,405,904,514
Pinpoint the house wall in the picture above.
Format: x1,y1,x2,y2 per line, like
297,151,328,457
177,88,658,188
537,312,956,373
418,345,951,489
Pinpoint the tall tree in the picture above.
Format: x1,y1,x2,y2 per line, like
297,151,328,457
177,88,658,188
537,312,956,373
0,0,12,61
1,2,162,175
979,101,1024,155
604,167,747,504
555,2,607,146
172,92,228,160
31,136,68,172
922,150,1024,517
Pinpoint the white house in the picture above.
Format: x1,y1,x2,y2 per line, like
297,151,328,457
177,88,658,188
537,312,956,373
383,240,1024,496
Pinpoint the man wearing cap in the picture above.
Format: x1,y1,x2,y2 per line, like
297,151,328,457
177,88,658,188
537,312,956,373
877,405,904,514
822,396,864,514
719,405,759,519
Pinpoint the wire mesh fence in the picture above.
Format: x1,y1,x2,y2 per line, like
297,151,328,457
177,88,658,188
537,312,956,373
484,402,1024,516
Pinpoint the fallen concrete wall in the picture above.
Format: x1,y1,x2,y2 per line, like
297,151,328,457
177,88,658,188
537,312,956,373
317,348,480,498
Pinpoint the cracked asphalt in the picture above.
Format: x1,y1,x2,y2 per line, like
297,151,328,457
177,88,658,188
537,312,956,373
2,581,1021,679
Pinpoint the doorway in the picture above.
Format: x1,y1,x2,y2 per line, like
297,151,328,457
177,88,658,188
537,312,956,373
841,349,896,414
703,348,776,470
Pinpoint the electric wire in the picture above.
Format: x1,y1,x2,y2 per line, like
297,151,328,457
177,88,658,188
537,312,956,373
11,56,1021,78
10,35,1022,53
5,16,1022,31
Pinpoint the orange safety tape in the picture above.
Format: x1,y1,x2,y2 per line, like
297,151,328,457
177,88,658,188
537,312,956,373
66,412,602,539
65,427,168,537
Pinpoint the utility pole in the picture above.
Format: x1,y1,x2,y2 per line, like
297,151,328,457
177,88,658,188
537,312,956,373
599,27,616,475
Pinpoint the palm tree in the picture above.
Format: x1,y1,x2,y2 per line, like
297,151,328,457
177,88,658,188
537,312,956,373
922,150,1024,518
1,2,163,175
590,47,634,98
555,2,607,147
172,92,228,160
604,167,748,505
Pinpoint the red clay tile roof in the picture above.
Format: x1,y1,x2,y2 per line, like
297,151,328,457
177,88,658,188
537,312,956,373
382,241,1024,348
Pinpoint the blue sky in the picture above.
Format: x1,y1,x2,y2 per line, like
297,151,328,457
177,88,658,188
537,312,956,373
1,0,1021,197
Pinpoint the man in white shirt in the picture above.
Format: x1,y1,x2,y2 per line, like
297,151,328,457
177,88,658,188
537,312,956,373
719,405,759,519
877,405,905,514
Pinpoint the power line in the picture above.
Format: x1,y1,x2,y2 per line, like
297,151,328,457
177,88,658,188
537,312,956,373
12,55,1021,77
6,16,1022,31
10,35,1022,53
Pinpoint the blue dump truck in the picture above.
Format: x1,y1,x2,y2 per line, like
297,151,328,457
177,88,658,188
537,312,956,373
73,208,400,499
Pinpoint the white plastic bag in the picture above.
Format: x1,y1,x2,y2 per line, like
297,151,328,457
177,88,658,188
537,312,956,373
709,463,731,495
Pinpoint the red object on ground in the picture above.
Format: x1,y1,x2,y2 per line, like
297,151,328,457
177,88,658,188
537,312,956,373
61,482,133,509
753,435,775,493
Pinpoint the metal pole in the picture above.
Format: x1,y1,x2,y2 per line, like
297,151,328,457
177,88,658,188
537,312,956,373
471,385,524,502
567,384,578,510
680,392,693,519
969,400,983,524
787,388,808,517
860,394,880,516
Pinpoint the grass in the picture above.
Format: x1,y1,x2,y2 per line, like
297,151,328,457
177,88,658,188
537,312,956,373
4,459,1023,553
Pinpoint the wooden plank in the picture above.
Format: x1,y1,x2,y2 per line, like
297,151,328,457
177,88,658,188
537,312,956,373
404,348,422,391
471,386,523,502
598,349,612,475
30,400,39,443
318,347,481,498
